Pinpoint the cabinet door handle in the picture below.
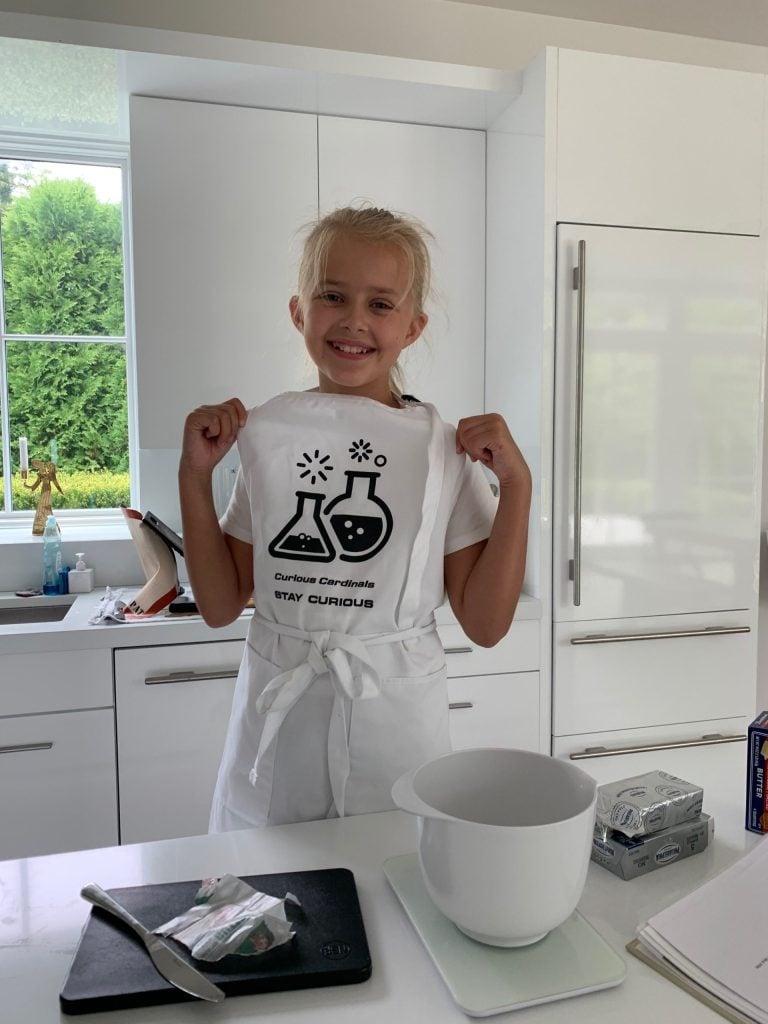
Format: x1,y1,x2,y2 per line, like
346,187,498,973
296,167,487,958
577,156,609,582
570,625,750,645
571,239,587,608
449,702,474,710
569,733,746,759
444,646,473,655
144,669,239,686
0,741,54,755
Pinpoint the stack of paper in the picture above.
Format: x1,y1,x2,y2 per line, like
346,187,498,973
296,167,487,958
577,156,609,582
629,839,768,1024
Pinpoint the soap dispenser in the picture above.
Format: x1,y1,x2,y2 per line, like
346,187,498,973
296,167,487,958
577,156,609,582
68,552,94,593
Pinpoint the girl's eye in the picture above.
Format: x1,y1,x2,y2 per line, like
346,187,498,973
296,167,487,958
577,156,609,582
371,300,394,311
318,291,342,304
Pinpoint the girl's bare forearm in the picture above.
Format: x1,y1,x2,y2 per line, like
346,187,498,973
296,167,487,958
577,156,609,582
178,469,248,626
458,479,531,646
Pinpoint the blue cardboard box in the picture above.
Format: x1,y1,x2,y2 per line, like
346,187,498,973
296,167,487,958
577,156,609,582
746,711,768,833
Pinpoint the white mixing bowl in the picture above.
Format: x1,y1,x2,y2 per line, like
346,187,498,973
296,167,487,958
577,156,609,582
391,747,597,947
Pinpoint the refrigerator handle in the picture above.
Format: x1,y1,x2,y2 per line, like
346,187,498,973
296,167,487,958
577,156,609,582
572,239,587,607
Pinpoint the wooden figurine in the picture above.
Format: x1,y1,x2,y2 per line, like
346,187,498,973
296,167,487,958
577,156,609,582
24,459,64,535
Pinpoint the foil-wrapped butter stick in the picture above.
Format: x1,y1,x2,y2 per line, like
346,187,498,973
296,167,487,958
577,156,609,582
595,769,703,838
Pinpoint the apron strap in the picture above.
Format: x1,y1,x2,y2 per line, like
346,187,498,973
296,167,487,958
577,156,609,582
249,614,436,818
397,404,444,626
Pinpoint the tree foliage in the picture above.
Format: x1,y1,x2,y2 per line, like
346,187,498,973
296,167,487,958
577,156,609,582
1,174,129,477
2,177,124,335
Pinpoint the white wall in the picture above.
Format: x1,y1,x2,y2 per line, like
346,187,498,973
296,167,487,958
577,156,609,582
0,0,768,74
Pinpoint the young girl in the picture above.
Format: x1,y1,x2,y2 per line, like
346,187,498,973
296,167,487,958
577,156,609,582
179,206,531,831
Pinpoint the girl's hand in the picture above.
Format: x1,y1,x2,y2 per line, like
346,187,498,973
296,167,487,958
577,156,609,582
455,413,531,490
180,398,247,476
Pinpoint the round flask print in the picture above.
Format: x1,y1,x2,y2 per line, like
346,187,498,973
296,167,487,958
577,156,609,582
324,471,393,562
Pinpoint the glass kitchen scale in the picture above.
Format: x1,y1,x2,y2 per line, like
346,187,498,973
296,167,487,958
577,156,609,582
383,853,625,1017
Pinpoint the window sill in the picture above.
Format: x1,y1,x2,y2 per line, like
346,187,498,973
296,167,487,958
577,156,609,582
0,521,132,545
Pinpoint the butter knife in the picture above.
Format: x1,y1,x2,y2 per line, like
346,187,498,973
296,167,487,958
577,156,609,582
80,883,225,1004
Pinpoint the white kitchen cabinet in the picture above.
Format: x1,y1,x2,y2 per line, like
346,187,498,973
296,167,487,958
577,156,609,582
0,650,117,860
556,49,764,234
318,116,486,426
0,709,118,860
114,640,243,844
438,617,541,754
448,672,539,752
129,97,319,450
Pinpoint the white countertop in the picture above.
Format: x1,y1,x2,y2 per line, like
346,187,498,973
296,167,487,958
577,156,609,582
0,589,542,655
0,739,758,1024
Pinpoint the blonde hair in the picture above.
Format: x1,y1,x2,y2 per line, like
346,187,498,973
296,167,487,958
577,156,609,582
295,205,434,395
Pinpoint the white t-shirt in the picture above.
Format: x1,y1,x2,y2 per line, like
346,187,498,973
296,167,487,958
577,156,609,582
220,391,497,632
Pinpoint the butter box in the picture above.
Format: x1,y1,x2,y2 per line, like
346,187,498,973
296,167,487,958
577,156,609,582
746,711,768,834
591,814,713,880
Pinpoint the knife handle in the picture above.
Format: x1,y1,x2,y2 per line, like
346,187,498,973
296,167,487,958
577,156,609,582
81,882,150,939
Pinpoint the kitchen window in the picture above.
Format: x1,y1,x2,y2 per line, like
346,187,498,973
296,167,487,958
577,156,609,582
0,151,134,521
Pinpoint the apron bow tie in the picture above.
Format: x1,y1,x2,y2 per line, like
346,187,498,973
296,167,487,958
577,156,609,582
247,616,437,819
249,625,383,818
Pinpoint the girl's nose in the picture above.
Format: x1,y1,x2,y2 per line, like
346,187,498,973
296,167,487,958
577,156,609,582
339,301,368,332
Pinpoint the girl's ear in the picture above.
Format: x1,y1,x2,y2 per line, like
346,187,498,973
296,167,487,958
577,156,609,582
404,311,428,348
289,295,304,332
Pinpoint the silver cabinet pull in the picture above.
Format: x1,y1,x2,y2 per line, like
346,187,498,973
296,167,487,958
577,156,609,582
144,669,239,686
570,625,750,645
444,646,473,655
0,742,54,755
449,702,474,710
571,239,587,608
569,733,746,759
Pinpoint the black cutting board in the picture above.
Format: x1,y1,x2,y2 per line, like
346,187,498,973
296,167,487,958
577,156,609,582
60,867,371,1015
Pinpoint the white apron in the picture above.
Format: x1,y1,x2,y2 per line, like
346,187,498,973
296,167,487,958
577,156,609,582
209,392,453,829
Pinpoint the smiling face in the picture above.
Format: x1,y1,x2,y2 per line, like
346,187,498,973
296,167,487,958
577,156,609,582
290,235,427,406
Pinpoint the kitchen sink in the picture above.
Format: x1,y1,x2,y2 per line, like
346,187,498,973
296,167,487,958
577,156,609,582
0,602,73,625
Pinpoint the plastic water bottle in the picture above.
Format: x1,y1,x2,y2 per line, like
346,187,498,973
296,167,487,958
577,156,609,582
42,514,62,595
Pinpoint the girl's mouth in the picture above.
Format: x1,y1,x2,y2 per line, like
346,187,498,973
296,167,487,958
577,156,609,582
328,339,375,358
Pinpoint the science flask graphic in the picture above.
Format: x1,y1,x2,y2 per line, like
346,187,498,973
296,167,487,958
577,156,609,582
325,470,393,562
269,440,394,564
268,491,336,562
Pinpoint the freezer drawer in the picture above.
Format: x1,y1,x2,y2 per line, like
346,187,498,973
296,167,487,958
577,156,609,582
553,612,754,736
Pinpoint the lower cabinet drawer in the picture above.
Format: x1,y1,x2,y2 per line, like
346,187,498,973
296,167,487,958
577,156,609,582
551,716,748,763
448,672,539,752
115,641,243,844
553,612,754,736
439,619,539,677
0,709,118,860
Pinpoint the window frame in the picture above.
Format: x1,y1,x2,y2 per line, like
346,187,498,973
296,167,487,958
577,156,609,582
0,133,137,528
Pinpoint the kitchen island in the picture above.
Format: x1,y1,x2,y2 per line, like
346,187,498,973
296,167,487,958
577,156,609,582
0,739,759,1023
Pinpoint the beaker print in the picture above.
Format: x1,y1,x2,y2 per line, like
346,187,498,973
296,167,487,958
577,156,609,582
325,471,393,562
269,491,335,562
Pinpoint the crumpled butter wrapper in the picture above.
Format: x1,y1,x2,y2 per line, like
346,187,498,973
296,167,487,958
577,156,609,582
88,588,127,624
154,874,300,962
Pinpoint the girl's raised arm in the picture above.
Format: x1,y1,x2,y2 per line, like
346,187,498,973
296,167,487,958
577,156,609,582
178,398,253,627
444,413,532,647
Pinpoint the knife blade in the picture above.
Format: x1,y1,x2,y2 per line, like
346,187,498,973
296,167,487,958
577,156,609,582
80,882,225,1003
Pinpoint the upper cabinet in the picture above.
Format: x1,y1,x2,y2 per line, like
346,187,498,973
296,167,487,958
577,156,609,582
555,49,765,234
129,99,487,452
130,97,318,450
